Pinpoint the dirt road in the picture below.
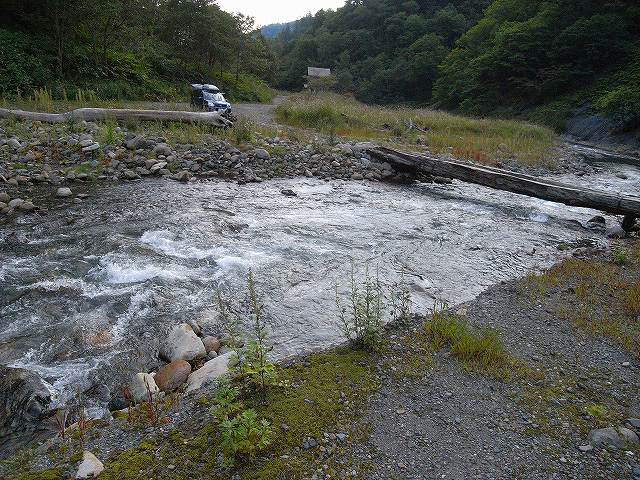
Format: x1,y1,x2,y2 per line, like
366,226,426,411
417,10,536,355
233,95,287,124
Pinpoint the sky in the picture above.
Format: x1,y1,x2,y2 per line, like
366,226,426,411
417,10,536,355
217,0,346,27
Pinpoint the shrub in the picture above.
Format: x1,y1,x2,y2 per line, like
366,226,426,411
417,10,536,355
335,263,385,352
596,84,640,132
219,409,273,467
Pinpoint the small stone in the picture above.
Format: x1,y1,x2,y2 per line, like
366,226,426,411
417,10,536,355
351,173,364,181
577,444,593,452
76,451,104,479
129,373,160,402
154,360,191,393
153,143,173,157
626,418,640,429
175,171,191,182
7,138,21,151
588,427,639,448
123,169,139,180
336,433,347,442
82,143,100,153
56,187,73,198
202,336,221,354
281,189,297,197
0,192,9,203
254,149,270,160
185,352,234,393
622,362,631,368
18,201,35,212
8,198,24,208
607,226,626,239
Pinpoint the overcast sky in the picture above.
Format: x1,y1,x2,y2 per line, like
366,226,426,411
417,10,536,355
217,0,346,27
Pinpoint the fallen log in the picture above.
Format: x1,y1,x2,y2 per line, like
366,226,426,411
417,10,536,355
0,107,233,128
368,146,640,218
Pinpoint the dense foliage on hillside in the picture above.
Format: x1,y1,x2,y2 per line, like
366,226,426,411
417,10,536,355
434,0,640,131
272,0,492,103
0,0,275,102
272,0,640,131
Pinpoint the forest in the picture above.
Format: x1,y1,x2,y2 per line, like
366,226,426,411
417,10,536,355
272,0,640,131
1,0,639,132
0,0,275,102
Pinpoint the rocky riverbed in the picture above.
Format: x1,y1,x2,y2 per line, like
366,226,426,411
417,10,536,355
1,117,639,471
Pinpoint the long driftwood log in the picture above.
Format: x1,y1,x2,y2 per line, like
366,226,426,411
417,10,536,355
368,146,640,218
0,107,233,128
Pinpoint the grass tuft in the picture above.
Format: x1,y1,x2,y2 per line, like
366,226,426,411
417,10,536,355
423,306,513,376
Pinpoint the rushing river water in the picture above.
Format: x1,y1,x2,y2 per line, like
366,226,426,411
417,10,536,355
1,154,638,413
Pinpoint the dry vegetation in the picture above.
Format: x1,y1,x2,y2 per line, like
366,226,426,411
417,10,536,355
525,244,640,358
275,93,558,168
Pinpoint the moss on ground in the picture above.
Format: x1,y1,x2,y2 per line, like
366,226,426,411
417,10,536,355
95,348,377,480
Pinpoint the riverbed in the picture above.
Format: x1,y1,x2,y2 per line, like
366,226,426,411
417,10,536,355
1,158,637,412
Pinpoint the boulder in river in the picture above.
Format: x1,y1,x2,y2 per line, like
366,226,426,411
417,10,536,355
0,366,53,457
185,352,234,393
154,360,191,393
160,323,206,362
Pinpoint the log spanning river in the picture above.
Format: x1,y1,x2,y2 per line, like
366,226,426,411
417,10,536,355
1,153,639,415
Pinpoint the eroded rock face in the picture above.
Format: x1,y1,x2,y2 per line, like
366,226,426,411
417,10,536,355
0,366,54,458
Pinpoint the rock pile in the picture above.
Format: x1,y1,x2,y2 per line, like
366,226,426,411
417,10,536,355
112,322,236,413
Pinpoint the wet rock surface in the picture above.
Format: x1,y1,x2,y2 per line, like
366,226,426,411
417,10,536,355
0,366,54,455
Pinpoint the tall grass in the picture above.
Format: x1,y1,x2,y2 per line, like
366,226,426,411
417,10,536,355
275,93,558,167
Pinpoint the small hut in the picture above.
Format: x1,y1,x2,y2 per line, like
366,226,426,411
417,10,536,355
305,67,336,92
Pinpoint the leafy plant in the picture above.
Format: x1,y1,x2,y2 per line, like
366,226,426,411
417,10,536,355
210,382,244,423
336,262,385,352
236,271,277,402
219,409,273,467
390,270,413,329
613,248,630,266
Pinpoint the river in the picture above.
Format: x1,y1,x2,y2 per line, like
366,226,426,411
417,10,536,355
1,150,638,414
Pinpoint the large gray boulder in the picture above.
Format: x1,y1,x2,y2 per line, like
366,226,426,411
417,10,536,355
0,366,53,458
160,323,206,362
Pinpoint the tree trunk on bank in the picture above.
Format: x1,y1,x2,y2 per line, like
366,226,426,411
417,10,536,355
367,146,640,217
0,107,233,128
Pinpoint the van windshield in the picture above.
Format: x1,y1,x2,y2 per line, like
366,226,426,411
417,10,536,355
203,91,225,102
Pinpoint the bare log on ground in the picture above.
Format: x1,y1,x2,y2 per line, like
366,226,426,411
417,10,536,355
0,108,233,128
368,146,640,217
